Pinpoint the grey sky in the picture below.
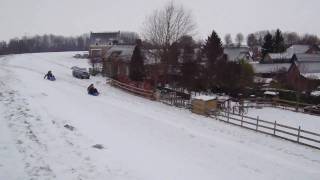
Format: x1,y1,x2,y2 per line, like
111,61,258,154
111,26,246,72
0,0,319,41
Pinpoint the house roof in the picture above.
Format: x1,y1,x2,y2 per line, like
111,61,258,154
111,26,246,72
267,52,293,60
301,73,320,80
294,53,320,62
251,62,291,74
286,45,311,54
105,45,135,62
193,95,217,101
90,32,120,45
295,61,320,73
104,45,159,65
224,47,251,61
290,53,320,80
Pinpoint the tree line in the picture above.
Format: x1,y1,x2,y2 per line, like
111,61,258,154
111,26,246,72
129,1,254,96
0,34,90,55
246,30,320,48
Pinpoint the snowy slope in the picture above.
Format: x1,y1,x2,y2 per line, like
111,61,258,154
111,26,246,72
0,52,320,180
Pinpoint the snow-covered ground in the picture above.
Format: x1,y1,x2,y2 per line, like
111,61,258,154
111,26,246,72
247,107,320,133
0,52,320,180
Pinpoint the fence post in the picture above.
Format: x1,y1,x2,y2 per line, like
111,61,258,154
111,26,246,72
227,110,230,122
241,113,244,126
297,126,301,142
256,116,259,131
273,121,277,135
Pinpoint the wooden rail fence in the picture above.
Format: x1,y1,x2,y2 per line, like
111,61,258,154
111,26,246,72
159,90,191,108
213,111,320,150
110,79,155,100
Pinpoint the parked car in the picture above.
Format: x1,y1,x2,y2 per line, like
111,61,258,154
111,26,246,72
71,66,90,79
304,105,320,115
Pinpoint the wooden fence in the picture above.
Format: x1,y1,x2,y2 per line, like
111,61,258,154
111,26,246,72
243,98,320,116
110,79,155,100
159,90,191,108
213,111,320,150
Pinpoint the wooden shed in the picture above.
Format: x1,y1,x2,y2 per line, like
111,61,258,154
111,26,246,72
191,95,218,115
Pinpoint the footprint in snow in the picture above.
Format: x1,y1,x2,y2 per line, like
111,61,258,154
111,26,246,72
64,124,75,131
92,144,105,150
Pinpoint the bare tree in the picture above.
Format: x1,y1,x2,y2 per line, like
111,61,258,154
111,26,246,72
224,34,232,47
142,1,196,63
247,33,258,48
235,33,244,47
284,32,300,45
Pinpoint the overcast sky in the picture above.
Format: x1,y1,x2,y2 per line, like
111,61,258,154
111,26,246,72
0,0,319,41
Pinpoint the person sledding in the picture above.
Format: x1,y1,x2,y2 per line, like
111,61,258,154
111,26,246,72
44,70,56,81
87,84,99,96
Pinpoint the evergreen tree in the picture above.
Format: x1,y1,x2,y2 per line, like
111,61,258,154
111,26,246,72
202,30,224,68
202,30,224,89
273,29,285,53
129,40,145,81
180,36,197,91
262,32,273,58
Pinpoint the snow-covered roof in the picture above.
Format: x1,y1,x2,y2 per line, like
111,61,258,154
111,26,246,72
294,53,320,62
193,95,217,101
224,47,251,62
292,53,320,79
105,45,135,62
251,63,291,74
311,91,320,97
254,77,273,84
268,52,293,60
298,61,320,73
301,73,320,80
264,91,279,96
286,45,310,54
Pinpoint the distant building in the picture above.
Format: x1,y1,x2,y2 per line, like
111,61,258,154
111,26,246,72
251,62,291,77
287,44,320,55
88,31,139,59
103,45,135,80
287,53,320,91
90,31,121,46
262,52,293,63
88,31,121,64
262,44,320,64
223,46,253,62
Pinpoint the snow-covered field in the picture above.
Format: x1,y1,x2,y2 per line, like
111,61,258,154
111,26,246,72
0,52,320,180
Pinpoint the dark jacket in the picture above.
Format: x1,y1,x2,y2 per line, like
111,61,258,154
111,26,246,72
44,71,54,79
